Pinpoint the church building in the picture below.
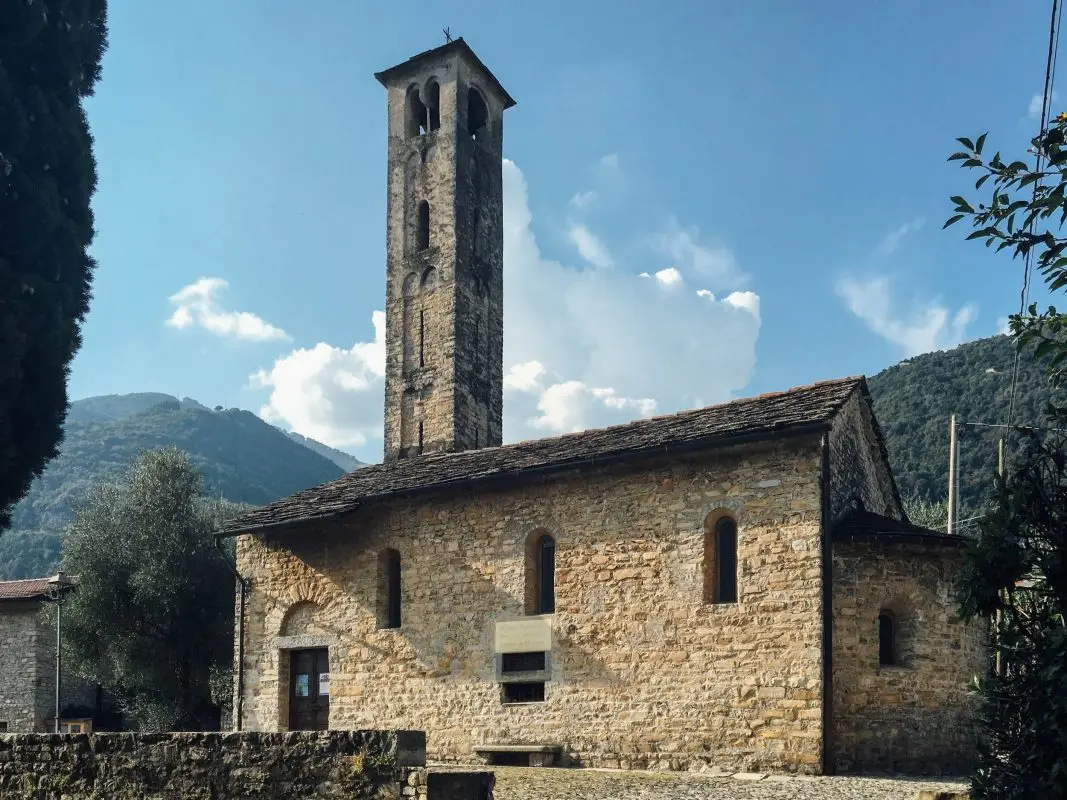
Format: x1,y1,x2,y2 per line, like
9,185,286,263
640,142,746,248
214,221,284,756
220,39,985,775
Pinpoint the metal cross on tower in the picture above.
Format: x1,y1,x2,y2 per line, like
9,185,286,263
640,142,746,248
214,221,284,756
443,27,453,43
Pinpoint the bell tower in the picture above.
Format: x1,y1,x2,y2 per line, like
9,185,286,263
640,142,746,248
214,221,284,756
375,39,515,462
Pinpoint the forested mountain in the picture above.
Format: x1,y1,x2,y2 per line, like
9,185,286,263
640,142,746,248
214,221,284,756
868,334,1063,519
0,394,364,580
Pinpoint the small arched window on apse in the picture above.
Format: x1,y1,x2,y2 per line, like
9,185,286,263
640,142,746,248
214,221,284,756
377,549,402,629
424,79,441,132
703,511,738,604
415,201,430,251
878,610,896,666
524,530,556,615
406,85,427,138
467,87,489,142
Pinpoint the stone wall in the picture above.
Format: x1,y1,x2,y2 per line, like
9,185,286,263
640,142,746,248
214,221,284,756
0,601,45,732
0,730,444,799
237,437,829,773
827,393,901,520
831,538,986,773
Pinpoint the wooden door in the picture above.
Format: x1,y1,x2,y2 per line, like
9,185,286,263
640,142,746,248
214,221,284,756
288,648,330,731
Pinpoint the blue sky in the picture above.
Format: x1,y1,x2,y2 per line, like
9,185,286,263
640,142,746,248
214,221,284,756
72,0,1057,463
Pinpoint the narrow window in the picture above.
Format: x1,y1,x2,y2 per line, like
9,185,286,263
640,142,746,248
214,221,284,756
418,421,424,455
377,549,402,629
0,721,8,732
878,611,896,666
715,517,738,603
416,201,430,251
524,530,557,614
419,309,425,367
406,87,427,138
502,682,545,704
537,534,555,614
467,87,488,141
704,513,739,604
424,79,440,132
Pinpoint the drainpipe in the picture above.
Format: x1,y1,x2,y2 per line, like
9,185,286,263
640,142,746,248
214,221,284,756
214,536,248,732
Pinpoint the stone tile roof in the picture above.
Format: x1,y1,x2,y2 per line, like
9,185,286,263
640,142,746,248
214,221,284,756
373,38,517,109
832,508,965,547
0,576,76,602
219,376,866,536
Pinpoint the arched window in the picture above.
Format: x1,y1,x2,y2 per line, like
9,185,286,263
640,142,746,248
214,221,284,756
377,549,401,629
467,87,488,141
524,531,556,615
703,513,738,604
406,86,427,138
420,266,437,291
416,201,430,251
878,611,896,666
424,79,440,132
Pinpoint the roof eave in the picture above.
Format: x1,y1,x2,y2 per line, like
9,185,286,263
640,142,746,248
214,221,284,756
373,38,516,109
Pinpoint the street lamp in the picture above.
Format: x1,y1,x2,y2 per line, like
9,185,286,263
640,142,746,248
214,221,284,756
45,572,75,733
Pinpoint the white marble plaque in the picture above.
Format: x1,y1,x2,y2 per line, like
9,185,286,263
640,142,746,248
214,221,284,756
494,617,553,653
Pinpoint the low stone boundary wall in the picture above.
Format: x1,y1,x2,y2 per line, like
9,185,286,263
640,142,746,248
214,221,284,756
0,729,493,799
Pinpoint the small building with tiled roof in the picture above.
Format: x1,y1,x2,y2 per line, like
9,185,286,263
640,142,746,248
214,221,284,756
0,573,114,733
219,39,985,776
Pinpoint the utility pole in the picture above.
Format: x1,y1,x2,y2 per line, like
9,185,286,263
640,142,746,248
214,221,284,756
947,415,958,535
996,437,1005,678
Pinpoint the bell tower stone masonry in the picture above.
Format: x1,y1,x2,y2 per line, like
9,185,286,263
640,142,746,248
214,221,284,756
375,40,515,462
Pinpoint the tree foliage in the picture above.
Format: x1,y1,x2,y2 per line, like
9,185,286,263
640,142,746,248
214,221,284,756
947,107,1067,796
0,0,109,531
902,494,949,531
955,437,1067,798
61,447,245,731
947,115,1067,406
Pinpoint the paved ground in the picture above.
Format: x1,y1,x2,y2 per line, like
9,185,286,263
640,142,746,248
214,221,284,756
480,766,969,799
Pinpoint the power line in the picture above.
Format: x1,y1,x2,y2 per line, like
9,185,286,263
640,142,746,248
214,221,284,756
1008,0,1063,426
959,420,1067,434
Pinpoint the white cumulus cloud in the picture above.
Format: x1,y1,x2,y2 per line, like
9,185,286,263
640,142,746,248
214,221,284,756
836,275,976,357
251,311,386,448
250,160,761,451
167,277,289,342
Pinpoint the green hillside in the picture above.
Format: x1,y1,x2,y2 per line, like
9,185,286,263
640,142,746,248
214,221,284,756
0,396,353,580
868,334,1063,520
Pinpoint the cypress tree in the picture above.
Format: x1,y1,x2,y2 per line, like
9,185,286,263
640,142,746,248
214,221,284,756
0,0,109,529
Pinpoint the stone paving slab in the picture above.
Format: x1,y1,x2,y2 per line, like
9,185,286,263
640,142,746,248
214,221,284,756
478,766,970,800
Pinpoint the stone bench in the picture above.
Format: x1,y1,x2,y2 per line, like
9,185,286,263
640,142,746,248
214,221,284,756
474,743,563,767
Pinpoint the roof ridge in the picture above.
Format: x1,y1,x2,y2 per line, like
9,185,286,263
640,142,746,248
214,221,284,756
405,375,866,464
220,374,869,535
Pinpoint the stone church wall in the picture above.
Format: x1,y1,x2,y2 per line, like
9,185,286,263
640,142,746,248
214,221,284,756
831,538,985,773
828,393,901,520
237,437,829,773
